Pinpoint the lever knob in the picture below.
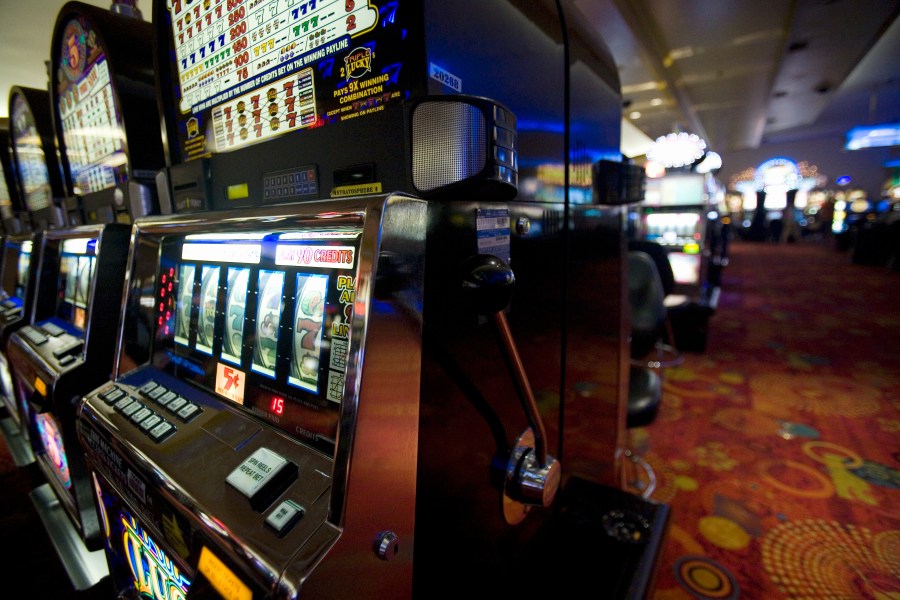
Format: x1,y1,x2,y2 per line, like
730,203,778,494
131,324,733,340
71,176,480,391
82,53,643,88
460,254,515,315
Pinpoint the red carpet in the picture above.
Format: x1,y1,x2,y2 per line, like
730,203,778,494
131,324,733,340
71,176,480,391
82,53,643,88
643,240,900,599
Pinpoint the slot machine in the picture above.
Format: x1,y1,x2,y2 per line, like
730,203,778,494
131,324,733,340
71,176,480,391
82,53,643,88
6,222,130,590
2,3,173,588
76,1,668,598
8,86,71,230
0,230,40,466
0,121,26,234
50,1,167,225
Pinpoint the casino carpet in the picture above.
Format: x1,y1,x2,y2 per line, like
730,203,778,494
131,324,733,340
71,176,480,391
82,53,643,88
639,239,900,600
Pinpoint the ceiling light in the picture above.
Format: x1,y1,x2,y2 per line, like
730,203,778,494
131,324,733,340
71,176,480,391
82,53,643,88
629,111,642,119
650,98,663,106
647,132,707,168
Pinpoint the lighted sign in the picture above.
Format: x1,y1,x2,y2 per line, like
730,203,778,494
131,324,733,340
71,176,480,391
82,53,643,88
181,242,261,264
755,157,801,191
56,16,128,195
121,511,192,600
36,413,72,490
10,94,52,213
215,362,246,405
164,0,398,161
845,123,900,150
275,245,355,268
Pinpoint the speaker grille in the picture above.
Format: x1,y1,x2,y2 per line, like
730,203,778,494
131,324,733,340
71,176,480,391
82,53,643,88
412,103,487,193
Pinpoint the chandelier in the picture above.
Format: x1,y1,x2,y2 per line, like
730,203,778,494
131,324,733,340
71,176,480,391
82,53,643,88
647,132,707,168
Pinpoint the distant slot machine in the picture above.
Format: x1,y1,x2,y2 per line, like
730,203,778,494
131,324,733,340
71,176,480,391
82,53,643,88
50,1,166,225
640,173,713,296
8,86,71,230
0,232,40,464
7,223,130,589
0,123,26,234
77,1,666,598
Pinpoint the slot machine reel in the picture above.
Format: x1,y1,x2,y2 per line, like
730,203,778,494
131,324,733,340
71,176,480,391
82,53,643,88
459,254,561,525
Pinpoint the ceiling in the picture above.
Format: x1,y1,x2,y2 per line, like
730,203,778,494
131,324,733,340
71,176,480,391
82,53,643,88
573,0,900,157
1,0,898,163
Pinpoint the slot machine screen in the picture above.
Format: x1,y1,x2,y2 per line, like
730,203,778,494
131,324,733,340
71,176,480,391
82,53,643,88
159,0,406,163
35,412,72,490
132,228,361,456
668,251,701,286
55,237,97,331
2,238,32,300
56,15,128,196
10,94,53,213
0,161,12,222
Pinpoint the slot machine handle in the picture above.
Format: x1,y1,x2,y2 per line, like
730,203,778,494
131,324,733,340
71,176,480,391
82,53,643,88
460,255,560,520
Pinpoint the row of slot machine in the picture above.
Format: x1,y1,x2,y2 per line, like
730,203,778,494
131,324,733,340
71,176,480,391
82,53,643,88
0,1,671,598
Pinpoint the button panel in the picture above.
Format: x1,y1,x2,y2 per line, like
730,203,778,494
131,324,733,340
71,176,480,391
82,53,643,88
97,380,203,443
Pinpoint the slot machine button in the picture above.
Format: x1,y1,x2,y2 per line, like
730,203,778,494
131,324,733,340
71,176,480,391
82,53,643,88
121,400,144,418
265,500,304,536
21,326,48,345
226,447,298,511
0,300,16,309
58,354,76,367
114,396,136,413
139,414,162,432
138,381,160,397
157,390,178,407
3,306,22,320
130,406,153,425
99,387,126,405
148,421,176,443
41,322,66,337
176,403,202,423
52,337,84,359
167,396,188,413
146,385,168,402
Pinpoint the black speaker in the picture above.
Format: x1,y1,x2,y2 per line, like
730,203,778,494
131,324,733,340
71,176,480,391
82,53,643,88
409,95,517,201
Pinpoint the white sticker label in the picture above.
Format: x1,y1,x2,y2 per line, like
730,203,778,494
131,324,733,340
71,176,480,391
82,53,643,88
429,63,462,92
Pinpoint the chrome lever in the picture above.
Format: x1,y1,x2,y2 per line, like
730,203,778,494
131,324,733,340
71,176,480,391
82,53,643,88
460,255,561,524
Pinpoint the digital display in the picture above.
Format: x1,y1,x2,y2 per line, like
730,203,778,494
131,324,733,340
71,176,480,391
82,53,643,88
36,412,72,490
644,212,701,247
0,161,11,216
668,252,701,286
145,230,360,455
161,0,407,162
10,94,52,213
56,16,128,195
56,237,98,331
2,239,31,300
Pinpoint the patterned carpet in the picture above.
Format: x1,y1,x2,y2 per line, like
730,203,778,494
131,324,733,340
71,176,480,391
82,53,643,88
641,240,900,600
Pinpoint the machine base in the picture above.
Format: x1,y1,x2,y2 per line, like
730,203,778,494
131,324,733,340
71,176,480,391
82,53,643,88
30,483,109,591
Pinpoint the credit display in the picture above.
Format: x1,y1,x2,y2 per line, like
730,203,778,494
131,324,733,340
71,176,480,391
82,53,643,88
56,15,128,196
10,94,53,213
162,0,407,161
146,228,360,455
